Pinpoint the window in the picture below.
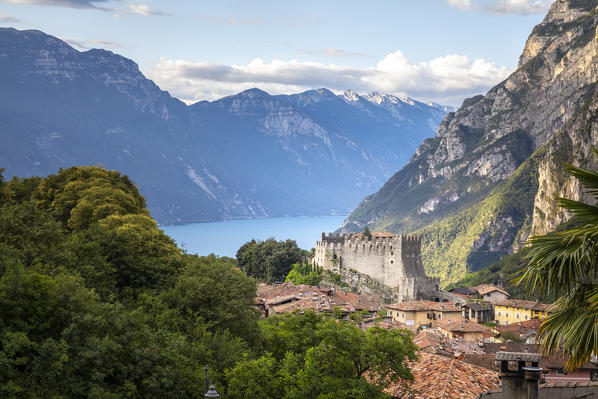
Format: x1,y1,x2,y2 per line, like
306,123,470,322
517,314,519,319
390,260,394,264
506,313,509,318
591,370,598,382
498,312,501,316
556,368,568,375
525,315,528,320
402,313,405,319
391,251,394,255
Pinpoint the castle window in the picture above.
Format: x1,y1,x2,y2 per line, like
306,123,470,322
391,251,394,255
390,260,394,264
390,246,393,249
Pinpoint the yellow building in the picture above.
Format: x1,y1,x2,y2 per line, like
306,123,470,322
386,300,462,328
493,299,551,325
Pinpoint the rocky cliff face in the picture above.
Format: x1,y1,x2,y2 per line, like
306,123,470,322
341,0,598,284
0,28,449,224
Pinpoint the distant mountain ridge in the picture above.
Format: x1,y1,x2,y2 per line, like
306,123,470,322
341,0,598,285
0,27,450,224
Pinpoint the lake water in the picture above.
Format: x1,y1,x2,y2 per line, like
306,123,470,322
161,216,347,257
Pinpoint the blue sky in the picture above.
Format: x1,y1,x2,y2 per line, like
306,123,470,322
0,0,552,105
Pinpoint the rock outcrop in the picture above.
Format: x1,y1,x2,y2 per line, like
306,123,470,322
342,0,598,284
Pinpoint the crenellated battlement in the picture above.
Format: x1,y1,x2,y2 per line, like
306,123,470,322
312,231,438,301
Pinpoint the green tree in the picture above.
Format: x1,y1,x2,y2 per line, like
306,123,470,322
285,262,322,286
363,227,373,240
228,313,417,399
237,238,305,283
161,254,260,345
517,152,598,370
34,166,148,230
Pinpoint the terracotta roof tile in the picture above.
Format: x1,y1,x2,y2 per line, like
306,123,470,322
435,318,494,333
493,299,551,311
474,284,510,297
386,352,500,399
386,300,461,312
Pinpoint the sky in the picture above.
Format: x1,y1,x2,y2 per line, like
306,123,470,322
0,0,553,106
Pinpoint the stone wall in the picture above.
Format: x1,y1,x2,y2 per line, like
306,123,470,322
313,232,439,301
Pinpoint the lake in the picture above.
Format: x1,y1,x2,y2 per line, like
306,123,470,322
161,216,347,257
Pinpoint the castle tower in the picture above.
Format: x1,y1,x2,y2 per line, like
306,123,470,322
312,232,439,301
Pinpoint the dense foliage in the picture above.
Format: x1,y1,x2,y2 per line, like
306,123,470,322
227,312,418,399
0,167,258,398
0,166,418,398
236,238,305,283
284,262,323,286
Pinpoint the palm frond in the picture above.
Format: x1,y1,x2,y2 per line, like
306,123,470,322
516,231,598,295
558,199,598,225
537,285,598,371
566,163,598,198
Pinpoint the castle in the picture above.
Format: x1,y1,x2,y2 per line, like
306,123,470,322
313,232,440,301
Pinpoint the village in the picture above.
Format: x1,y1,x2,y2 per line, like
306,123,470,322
255,280,598,398
252,230,598,398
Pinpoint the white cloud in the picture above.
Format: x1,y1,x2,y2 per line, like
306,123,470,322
145,50,512,106
124,4,169,16
0,13,22,22
446,0,552,15
0,0,111,10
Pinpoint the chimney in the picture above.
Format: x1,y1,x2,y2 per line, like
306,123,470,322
495,352,542,399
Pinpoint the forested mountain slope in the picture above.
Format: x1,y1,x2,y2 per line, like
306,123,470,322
341,0,598,284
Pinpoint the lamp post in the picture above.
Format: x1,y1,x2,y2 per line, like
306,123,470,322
205,385,220,398
204,366,220,398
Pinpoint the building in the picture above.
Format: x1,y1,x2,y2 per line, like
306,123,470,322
255,281,381,317
313,232,439,301
434,318,495,342
385,352,500,399
494,318,542,343
386,300,462,328
449,284,510,303
474,285,510,303
493,299,551,325
541,355,598,383
462,302,492,323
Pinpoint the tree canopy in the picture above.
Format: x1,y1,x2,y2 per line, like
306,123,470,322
0,166,418,397
236,238,305,283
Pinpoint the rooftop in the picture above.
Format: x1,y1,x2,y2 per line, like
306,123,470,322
386,300,461,312
475,284,510,297
493,299,551,311
435,318,494,333
386,352,500,399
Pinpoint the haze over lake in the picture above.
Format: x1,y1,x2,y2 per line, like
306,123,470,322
162,216,347,257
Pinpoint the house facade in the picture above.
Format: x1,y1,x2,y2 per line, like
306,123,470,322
434,318,495,342
493,299,551,325
386,300,462,328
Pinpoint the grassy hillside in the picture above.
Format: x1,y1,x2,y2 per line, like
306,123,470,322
416,152,540,285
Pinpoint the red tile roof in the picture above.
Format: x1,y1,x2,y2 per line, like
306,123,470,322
475,284,510,297
386,352,500,399
387,300,461,312
434,318,494,333
494,299,552,312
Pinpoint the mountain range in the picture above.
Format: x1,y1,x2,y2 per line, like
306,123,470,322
341,0,598,284
0,27,449,225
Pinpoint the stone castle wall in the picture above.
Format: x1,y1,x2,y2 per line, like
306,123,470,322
313,232,439,301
